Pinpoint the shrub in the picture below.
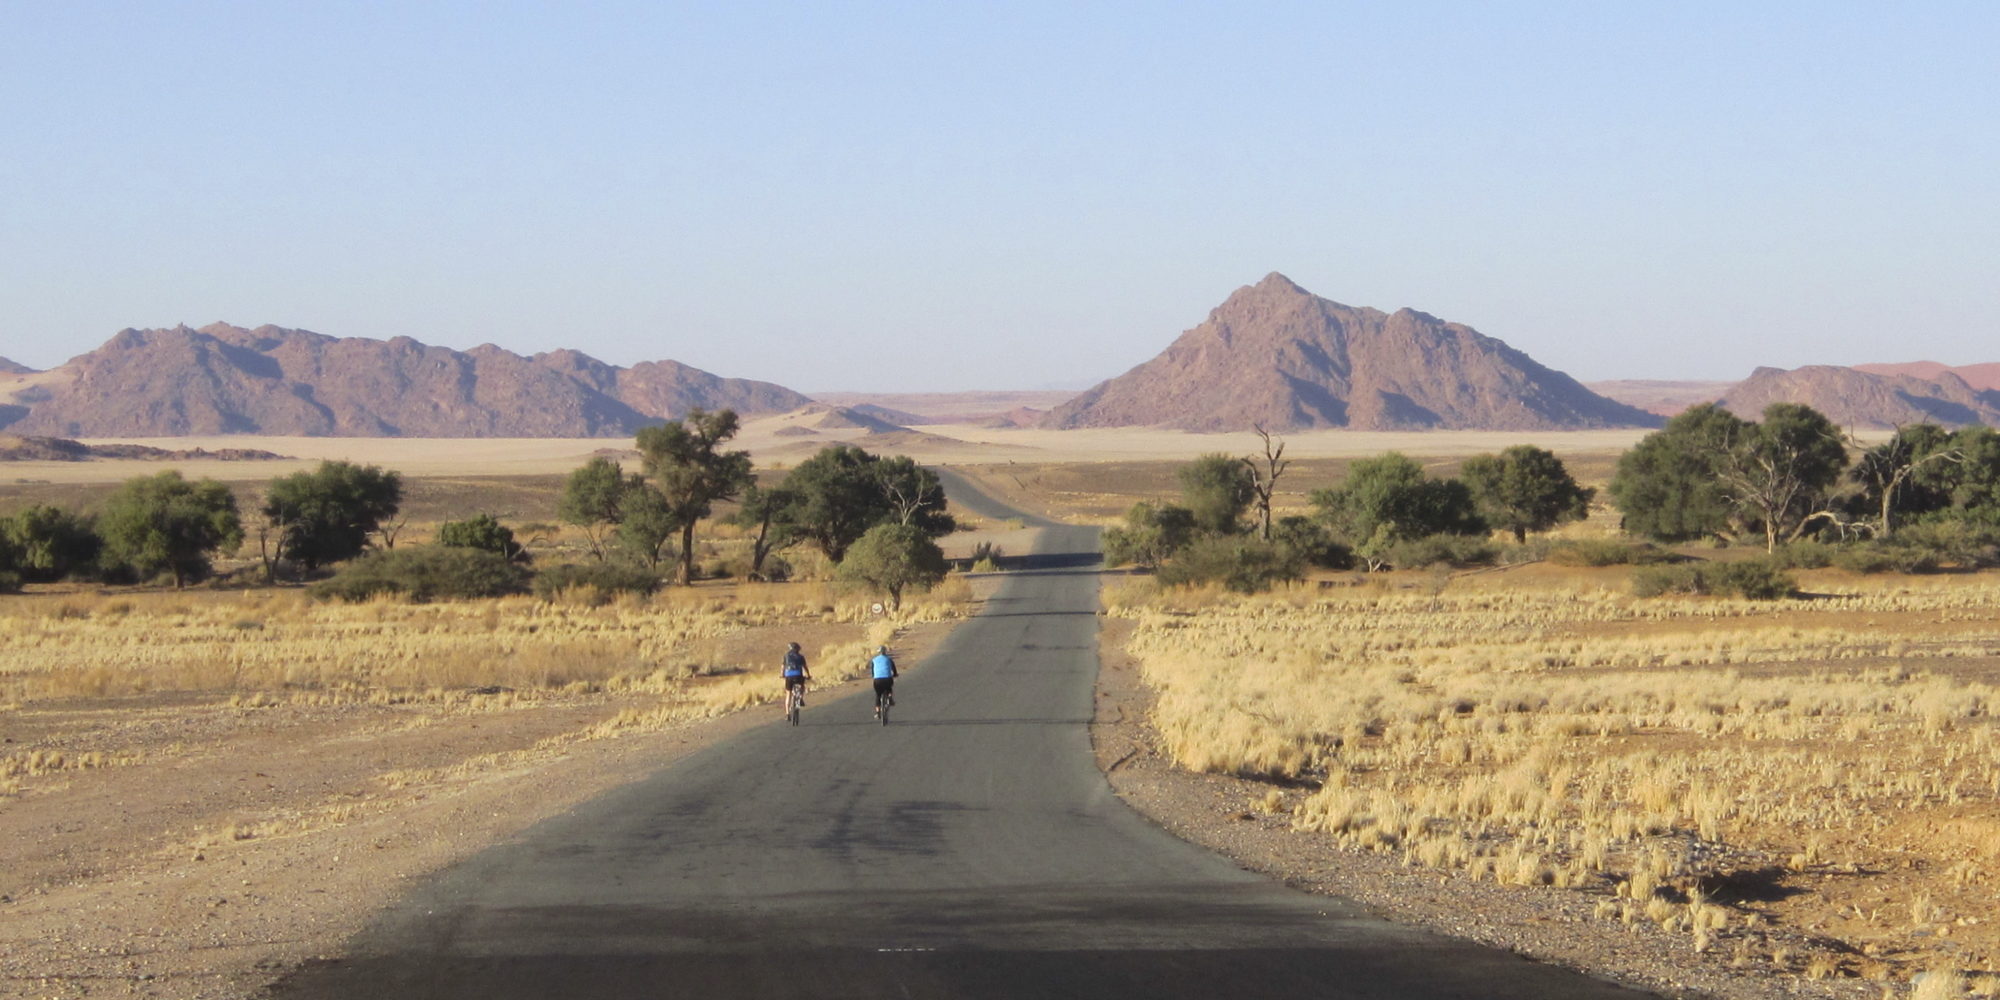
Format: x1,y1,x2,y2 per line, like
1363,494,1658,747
1833,543,1937,574
1549,539,1672,567
1631,558,1796,599
1157,536,1304,594
1381,534,1499,570
1894,518,2000,568
1706,558,1797,599
1770,540,1837,569
313,546,530,602
438,513,525,561
531,562,662,601
1631,563,1704,597
1271,516,1353,570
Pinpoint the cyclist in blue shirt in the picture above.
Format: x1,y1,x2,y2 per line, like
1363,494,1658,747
870,645,897,718
782,642,810,714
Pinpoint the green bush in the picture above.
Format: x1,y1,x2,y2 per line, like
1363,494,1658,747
313,546,530,603
1631,563,1704,597
0,570,20,594
1893,518,2000,568
438,513,525,561
1157,536,1305,594
1770,540,1837,569
1547,539,1674,567
1631,558,1796,599
1270,516,1354,570
1832,544,1937,574
1707,559,1797,599
532,562,662,601
1381,534,1499,570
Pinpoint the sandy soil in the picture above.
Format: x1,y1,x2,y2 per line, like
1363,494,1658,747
1,425,1658,486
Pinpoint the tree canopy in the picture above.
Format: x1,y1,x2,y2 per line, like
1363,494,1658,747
837,522,947,611
636,408,755,584
98,471,243,587
778,445,954,563
1310,453,1484,568
261,460,402,573
1460,445,1593,543
1610,402,1850,551
558,457,645,561
1607,403,1748,543
1177,453,1256,536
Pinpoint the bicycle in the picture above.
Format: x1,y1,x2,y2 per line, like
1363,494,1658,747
873,687,893,726
785,683,805,726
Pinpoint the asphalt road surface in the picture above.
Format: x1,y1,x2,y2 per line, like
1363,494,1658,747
273,471,1652,999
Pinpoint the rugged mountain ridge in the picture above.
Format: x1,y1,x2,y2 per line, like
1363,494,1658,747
1852,362,2000,393
1042,274,1660,431
1717,366,2000,429
0,357,34,375
2,324,811,437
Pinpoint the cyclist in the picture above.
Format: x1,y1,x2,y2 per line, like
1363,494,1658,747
870,645,897,717
782,642,811,715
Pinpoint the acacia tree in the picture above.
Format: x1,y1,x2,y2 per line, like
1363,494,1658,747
1611,402,1850,551
261,461,403,576
616,487,681,569
1459,445,1593,543
1178,453,1256,536
558,457,643,561
3,504,100,582
1310,452,1484,569
837,522,947,611
1848,424,1958,537
730,483,800,580
1101,501,1197,569
636,409,754,585
1608,404,1748,543
98,471,243,587
1723,403,1850,551
780,445,953,563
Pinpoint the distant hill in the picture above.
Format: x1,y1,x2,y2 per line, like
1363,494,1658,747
1043,274,1660,431
1584,380,1735,418
1716,366,2000,429
1853,362,2000,393
0,357,35,375
0,433,287,462
1,323,811,437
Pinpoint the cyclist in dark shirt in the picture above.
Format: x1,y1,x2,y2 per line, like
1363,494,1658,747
782,642,810,713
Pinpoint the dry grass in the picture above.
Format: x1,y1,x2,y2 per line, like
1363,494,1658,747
0,578,968,709
1108,567,2000,989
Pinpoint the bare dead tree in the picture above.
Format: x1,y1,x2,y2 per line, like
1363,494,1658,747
1240,424,1290,541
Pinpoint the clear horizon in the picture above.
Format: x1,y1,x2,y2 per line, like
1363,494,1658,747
3,3,1994,391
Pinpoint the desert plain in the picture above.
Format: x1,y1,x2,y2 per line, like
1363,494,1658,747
0,422,1995,1000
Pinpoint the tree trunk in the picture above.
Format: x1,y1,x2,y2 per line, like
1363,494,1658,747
678,520,697,585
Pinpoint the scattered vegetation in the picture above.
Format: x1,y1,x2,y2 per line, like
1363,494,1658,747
1107,572,2000,986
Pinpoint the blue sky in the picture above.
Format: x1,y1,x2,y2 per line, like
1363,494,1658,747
2,2,1994,391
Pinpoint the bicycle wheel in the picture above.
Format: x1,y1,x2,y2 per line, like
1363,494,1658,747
878,693,889,726
787,691,800,725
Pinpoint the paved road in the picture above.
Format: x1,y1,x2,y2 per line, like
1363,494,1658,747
273,472,1651,999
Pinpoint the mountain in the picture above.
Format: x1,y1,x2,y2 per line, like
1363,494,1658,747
1042,274,1660,431
1853,362,2000,393
2,323,811,437
0,357,35,375
1716,366,2000,429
